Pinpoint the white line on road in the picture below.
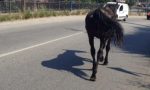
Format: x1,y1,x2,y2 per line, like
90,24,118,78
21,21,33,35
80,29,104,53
0,32,83,58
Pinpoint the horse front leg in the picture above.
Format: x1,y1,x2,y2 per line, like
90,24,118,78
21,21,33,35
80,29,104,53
88,36,96,81
103,39,111,65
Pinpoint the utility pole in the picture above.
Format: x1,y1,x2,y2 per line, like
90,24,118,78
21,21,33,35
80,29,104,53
21,0,25,12
70,0,72,11
9,0,11,13
33,0,37,11
147,0,148,13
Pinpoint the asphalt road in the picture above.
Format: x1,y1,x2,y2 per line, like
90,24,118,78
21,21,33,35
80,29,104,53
0,16,149,90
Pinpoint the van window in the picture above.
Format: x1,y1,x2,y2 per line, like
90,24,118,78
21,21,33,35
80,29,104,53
120,5,123,11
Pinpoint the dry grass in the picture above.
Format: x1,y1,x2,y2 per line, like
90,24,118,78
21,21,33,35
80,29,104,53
0,9,89,22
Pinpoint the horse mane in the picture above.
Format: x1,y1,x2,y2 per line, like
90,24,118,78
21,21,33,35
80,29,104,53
100,5,118,20
92,8,116,27
101,7,116,19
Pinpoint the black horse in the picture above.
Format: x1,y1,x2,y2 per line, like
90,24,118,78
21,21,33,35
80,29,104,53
85,7,124,81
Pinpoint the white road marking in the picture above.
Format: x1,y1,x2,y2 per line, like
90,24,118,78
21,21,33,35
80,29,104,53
0,32,83,58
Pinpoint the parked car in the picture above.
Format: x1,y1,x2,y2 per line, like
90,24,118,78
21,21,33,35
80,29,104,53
147,10,150,20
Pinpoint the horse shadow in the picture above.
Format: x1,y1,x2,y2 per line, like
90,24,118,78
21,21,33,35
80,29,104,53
41,50,90,81
108,67,150,89
107,67,140,77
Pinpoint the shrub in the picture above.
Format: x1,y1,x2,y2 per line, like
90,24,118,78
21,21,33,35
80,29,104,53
0,10,88,22
0,14,10,22
23,11,33,19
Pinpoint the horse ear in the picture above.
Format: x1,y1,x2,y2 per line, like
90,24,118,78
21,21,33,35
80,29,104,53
115,2,119,8
91,9,101,22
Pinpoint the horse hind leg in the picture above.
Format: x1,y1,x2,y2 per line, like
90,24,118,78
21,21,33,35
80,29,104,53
97,39,106,62
90,38,105,81
88,36,96,81
103,39,111,65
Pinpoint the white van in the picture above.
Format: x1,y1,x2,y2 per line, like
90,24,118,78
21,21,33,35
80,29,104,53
104,2,129,21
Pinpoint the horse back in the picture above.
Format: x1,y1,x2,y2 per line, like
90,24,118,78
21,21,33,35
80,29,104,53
85,9,112,38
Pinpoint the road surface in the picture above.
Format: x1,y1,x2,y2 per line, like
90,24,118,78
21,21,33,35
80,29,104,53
0,16,149,90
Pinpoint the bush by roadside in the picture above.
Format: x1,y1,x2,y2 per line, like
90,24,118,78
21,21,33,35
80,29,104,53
0,10,89,22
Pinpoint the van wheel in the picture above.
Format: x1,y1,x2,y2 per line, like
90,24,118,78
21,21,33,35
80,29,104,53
147,16,150,20
123,15,128,21
123,18,126,21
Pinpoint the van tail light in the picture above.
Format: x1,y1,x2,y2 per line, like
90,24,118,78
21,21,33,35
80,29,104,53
147,12,150,16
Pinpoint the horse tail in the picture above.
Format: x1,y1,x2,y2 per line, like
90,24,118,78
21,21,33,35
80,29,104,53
113,21,124,46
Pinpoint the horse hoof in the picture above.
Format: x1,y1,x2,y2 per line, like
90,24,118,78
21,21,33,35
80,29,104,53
103,62,108,65
90,77,96,81
99,57,104,62
99,59,103,62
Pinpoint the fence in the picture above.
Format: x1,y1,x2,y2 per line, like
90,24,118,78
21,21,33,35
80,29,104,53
0,1,148,15
130,6,148,15
0,1,103,13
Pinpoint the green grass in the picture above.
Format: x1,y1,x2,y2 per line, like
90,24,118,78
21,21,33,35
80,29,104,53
0,10,89,22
